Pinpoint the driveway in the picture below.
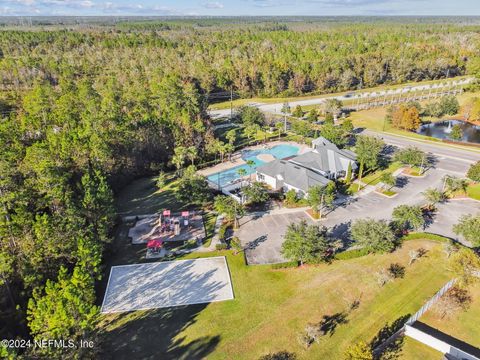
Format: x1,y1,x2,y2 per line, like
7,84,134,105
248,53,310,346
429,199,480,240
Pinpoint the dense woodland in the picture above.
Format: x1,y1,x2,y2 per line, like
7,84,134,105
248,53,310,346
1,18,480,358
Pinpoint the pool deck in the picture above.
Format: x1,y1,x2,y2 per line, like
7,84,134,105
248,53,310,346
197,141,310,177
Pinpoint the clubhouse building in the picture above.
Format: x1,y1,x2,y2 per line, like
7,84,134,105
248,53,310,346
256,137,357,196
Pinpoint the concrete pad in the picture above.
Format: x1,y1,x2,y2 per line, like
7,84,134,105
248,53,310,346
257,153,276,162
101,257,234,313
128,216,158,244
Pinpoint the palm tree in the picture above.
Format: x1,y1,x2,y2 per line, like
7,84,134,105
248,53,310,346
171,146,187,174
186,146,197,166
275,122,283,140
217,141,227,162
225,143,235,161
380,173,396,191
422,188,445,206
246,159,256,183
443,176,469,195
237,168,247,188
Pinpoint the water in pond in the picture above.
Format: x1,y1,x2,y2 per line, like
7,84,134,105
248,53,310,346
417,120,480,144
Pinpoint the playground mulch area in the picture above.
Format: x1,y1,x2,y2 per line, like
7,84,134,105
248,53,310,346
128,214,206,245
100,256,234,313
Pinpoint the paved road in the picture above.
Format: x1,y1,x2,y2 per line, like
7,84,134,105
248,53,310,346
364,130,480,166
210,78,474,119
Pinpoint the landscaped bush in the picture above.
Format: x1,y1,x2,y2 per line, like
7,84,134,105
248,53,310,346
467,161,480,182
402,232,450,243
230,236,242,251
388,263,406,279
334,248,370,260
271,261,300,269
218,223,230,241
284,189,299,206
215,243,228,250
259,351,297,360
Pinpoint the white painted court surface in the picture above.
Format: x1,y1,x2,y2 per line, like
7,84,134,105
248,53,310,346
101,257,234,313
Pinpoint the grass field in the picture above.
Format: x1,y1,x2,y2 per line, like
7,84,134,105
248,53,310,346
98,239,454,360
467,183,480,201
400,337,442,359
420,282,480,348
362,162,403,186
115,174,190,216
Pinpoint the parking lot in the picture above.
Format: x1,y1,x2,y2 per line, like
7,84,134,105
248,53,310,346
235,161,480,265
236,211,314,264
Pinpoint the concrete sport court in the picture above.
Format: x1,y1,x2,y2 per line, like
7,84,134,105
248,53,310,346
101,257,234,313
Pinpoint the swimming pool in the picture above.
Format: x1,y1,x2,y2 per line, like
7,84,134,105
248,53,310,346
207,144,299,187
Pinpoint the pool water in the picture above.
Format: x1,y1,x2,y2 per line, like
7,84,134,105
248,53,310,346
208,144,299,187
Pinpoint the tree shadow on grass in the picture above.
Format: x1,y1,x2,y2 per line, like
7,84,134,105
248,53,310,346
370,314,411,360
98,304,220,360
318,312,349,337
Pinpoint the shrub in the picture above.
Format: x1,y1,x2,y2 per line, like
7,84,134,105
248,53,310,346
215,243,228,250
230,236,242,251
467,161,480,182
334,248,369,260
284,189,298,206
259,351,297,360
375,268,393,287
388,263,405,279
218,223,229,241
402,232,450,243
156,171,167,190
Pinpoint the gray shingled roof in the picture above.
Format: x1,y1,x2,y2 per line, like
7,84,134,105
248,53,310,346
312,136,357,161
257,159,331,192
290,148,357,175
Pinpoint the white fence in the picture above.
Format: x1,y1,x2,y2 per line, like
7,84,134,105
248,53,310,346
373,278,457,355
406,279,457,326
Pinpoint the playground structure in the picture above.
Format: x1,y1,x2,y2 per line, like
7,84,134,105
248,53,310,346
128,210,206,246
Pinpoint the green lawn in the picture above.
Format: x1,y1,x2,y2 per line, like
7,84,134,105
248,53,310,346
419,282,480,348
347,162,402,194
467,183,480,201
362,162,403,186
98,239,453,360
376,189,397,197
115,174,190,216
400,336,442,359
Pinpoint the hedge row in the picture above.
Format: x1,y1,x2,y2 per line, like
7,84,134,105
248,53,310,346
334,248,370,260
271,261,300,269
402,232,451,243
334,233,453,261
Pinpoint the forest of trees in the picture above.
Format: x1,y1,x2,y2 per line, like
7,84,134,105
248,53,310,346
1,17,480,358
